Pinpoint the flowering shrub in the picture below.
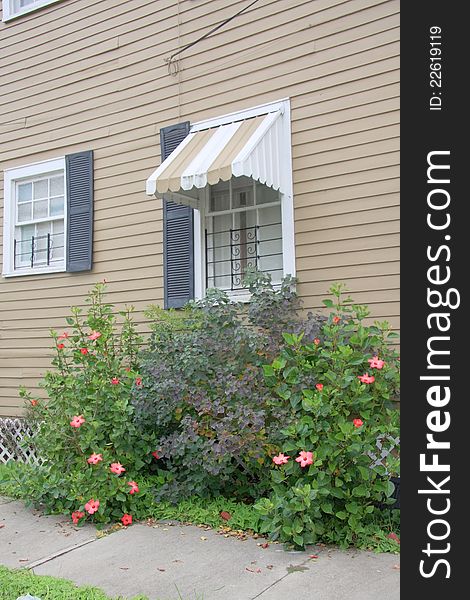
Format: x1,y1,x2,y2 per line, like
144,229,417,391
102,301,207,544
133,272,324,502
21,283,159,525
255,283,400,548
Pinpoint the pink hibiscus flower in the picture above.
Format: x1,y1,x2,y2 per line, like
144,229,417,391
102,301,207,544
80,348,89,355
111,377,120,385
71,510,85,524
313,338,320,345
272,453,290,465
358,373,375,384
57,343,65,350
333,316,341,324
121,514,133,526
315,383,323,391
58,332,69,341
368,356,385,369
70,415,85,428
87,453,103,465
353,418,364,428
295,451,314,468
135,377,143,387
87,331,101,341
152,451,160,460
127,481,139,494
110,462,126,475
84,499,100,515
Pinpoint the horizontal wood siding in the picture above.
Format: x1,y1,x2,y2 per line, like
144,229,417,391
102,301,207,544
0,0,399,415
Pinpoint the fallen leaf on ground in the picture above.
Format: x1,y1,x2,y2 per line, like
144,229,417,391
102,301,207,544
157,568,166,572
387,532,400,544
309,555,319,559
393,564,400,571
245,567,262,573
261,542,269,549
200,536,207,541
220,511,232,521
266,564,274,570
119,567,129,570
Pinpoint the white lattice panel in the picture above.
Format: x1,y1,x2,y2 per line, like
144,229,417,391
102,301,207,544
0,418,41,465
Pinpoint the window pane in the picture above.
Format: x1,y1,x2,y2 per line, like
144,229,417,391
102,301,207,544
256,183,280,205
50,175,64,196
210,180,230,212
33,179,48,200
16,225,34,266
17,202,32,222
50,196,64,216
232,187,254,209
52,220,64,260
33,199,48,219
258,205,283,283
17,183,32,203
206,214,232,290
35,222,51,264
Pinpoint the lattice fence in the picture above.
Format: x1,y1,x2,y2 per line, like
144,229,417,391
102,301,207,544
0,418,41,465
368,434,400,474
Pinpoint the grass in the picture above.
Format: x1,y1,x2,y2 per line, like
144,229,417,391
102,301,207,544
0,565,150,600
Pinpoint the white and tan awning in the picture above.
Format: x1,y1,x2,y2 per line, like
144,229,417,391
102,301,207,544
146,110,287,205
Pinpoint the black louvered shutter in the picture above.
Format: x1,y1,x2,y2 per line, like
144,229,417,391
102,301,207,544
161,122,194,308
66,150,93,272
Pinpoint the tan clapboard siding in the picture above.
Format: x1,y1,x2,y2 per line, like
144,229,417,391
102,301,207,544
0,0,399,415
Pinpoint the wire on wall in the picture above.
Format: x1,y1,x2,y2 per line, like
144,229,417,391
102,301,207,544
165,0,262,75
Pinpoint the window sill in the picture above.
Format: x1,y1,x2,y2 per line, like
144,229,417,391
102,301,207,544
2,264,66,278
2,0,64,22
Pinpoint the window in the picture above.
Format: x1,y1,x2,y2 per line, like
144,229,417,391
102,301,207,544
15,170,65,270
2,0,63,21
3,152,94,277
147,98,295,307
205,176,283,293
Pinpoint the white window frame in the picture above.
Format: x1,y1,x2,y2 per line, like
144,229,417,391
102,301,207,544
2,157,67,277
2,0,63,22
191,98,296,302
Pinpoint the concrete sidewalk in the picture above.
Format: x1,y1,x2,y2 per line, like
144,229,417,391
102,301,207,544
1,496,400,600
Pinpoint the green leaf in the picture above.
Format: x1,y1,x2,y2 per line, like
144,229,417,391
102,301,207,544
263,365,275,377
335,511,348,520
352,485,368,497
320,502,334,514
272,358,287,371
357,466,370,480
345,502,359,514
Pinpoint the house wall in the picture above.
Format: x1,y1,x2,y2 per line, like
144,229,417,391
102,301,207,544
0,0,399,416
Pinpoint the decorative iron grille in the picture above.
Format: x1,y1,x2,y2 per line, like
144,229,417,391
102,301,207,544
14,232,64,270
205,222,282,290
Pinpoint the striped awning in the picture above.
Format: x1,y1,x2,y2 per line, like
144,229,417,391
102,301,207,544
146,110,286,204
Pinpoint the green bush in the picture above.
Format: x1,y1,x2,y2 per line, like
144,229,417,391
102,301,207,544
20,283,159,525
255,283,400,548
133,272,323,503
